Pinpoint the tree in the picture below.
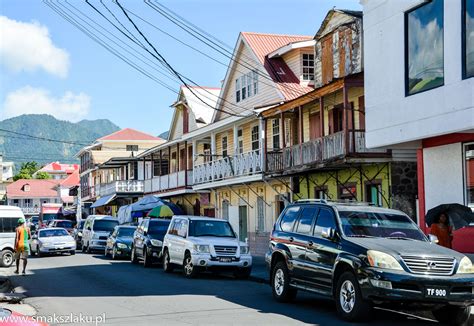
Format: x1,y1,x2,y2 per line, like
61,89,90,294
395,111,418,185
13,161,40,181
35,171,51,179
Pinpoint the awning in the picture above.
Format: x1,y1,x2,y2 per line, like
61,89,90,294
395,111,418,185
90,194,116,208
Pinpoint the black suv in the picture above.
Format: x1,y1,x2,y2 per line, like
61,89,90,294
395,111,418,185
266,200,474,324
131,218,171,267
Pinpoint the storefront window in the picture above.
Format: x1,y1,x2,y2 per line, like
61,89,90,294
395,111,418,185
406,0,444,95
464,143,474,208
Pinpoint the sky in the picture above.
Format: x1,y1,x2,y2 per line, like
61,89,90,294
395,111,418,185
0,0,362,137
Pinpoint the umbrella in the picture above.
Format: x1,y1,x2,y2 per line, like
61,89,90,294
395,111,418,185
147,201,182,218
131,195,163,212
425,203,474,230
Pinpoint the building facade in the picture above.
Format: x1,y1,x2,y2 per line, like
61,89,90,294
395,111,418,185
361,0,474,228
0,156,14,204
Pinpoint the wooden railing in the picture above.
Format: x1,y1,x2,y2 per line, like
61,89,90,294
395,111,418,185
95,180,144,197
143,170,192,194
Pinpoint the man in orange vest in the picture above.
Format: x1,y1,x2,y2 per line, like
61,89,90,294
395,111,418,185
14,218,31,275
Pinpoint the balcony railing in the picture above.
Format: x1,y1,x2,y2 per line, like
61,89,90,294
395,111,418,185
267,131,388,173
95,180,144,197
144,170,193,194
193,150,262,185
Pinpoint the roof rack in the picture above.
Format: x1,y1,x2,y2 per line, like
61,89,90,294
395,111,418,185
295,199,328,204
294,199,375,206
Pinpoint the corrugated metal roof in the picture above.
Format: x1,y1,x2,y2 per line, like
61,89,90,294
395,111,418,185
99,128,164,141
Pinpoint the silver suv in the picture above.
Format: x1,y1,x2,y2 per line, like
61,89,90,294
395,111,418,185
162,216,253,278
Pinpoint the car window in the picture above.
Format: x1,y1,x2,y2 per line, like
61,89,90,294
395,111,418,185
295,207,318,235
189,220,235,237
57,221,73,228
93,220,119,232
0,218,17,233
177,220,188,238
314,208,337,236
39,229,69,237
280,207,301,232
148,220,170,236
117,227,136,237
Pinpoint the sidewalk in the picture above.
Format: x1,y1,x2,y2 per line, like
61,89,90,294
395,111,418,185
250,256,269,284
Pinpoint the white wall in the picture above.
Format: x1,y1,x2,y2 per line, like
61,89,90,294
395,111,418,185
362,0,474,148
423,143,464,211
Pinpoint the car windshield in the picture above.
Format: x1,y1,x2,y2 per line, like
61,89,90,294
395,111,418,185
42,214,57,222
31,216,39,223
189,220,235,237
57,221,73,228
338,210,426,241
148,220,170,236
39,229,69,237
117,227,135,237
93,220,118,232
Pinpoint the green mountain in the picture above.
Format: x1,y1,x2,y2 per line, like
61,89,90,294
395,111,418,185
0,114,120,170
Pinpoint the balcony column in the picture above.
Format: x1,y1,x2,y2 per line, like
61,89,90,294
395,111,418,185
176,143,180,187
211,132,216,181
168,146,171,189
280,112,285,149
259,117,265,172
159,149,163,192
343,84,349,154
233,124,238,154
319,96,324,137
298,105,303,164
184,141,188,186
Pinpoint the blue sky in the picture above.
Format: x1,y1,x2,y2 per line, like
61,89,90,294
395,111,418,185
0,0,361,136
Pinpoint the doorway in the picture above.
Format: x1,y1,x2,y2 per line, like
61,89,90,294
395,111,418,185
238,205,248,242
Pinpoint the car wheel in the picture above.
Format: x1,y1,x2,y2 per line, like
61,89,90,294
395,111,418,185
432,305,470,325
183,253,198,278
70,250,75,256
130,246,138,264
271,261,297,302
234,267,252,279
0,249,14,267
143,247,152,268
163,249,173,273
335,271,373,322
112,246,118,260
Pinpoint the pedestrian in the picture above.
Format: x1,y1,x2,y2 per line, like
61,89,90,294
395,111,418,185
14,218,31,275
430,212,453,249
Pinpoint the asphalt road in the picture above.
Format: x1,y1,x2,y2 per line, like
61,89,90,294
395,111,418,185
5,253,464,326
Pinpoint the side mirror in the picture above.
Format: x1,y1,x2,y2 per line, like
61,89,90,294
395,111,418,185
321,227,336,241
87,226,91,231
428,234,439,244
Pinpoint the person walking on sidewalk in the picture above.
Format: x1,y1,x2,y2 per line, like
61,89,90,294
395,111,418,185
14,218,31,275
430,213,453,249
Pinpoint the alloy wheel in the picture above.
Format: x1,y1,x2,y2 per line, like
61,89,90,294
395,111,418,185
3,252,13,266
274,268,285,296
184,256,194,276
340,280,356,313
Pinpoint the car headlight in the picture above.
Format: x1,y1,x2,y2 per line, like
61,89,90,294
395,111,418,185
367,250,403,271
193,244,210,253
240,245,249,254
117,243,128,249
150,239,162,247
457,256,474,274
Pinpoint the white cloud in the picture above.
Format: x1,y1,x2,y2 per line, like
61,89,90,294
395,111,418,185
2,86,90,122
0,16,69,78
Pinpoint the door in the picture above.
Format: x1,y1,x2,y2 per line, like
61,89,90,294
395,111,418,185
238,206,248,242
136,220,147,258
309,114,321,140
305,207,340,292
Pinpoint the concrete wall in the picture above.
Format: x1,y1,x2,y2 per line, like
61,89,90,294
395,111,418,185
362,0,474,148
423,143,464,212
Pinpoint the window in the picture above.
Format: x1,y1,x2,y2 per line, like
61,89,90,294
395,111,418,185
302,53,315,81
222,199,229,220
24,199,32,207
153,160,160,177
406,0,444,95
256,196,265,232
251,125,260,152
284,118,292,147
203,144,211,163
237,129,243,154
365,183,382,207
295,207,318,234
0,218,17,233
314,187,328,200
253,70,259,95
314,208,337,236
464,143,474,207
464,0,474,78
235,78,241,103
171,152,177,172
339,184,357,201
235,70,258,103
126,145,139,151
222,136,228,157
272,119,280,150
280,206,300,232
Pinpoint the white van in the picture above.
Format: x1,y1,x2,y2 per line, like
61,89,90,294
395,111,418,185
0,206,25,267
81,215,118,253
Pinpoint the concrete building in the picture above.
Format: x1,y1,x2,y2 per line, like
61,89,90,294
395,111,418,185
0,156,14,204
361,0,474,226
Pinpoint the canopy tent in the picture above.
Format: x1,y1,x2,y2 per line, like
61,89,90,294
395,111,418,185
117,205,133,224
90,194,116,208
147,201,183,218
131,195,164,212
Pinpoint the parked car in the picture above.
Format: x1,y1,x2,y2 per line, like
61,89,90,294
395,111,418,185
81,215,118,253
162,216,252,278
30,228,76,256
73,220,85,249
266,199,474,324
131,218,170,267
105,225,136,260
0,206,24,267
48,220,75,234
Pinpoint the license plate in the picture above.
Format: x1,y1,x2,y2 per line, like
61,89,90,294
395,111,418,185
425,287,448,298
219,257,232,263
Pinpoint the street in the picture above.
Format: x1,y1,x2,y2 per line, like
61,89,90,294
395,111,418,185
5,253,449,326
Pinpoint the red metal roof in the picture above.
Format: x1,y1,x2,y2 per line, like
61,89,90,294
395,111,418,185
60,171,80,187
39,162,79,174
241,32,314,101
98,128,163,141
7,179,61,198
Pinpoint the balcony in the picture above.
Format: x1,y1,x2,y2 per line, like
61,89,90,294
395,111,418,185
193,150,263,185
266,131,389,173
144,170,193,194
95,180,144,197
